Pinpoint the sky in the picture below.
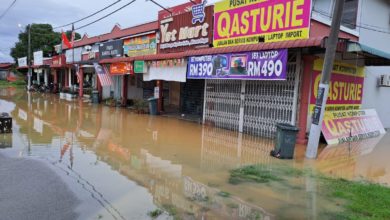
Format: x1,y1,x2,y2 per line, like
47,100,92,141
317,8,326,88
0,0,219,62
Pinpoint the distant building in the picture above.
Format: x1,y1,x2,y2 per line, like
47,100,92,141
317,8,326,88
0,63,13,81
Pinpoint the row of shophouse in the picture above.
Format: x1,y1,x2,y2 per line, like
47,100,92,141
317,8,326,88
16,0,390,144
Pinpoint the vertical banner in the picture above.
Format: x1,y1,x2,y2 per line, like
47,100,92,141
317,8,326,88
187,49,287,80
213,0,312,47
310,59,365,114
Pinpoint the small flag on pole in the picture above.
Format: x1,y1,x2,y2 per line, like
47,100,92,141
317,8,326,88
94,63,112,86
61,32,72,49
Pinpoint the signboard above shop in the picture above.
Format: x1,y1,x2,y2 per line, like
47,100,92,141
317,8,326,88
213,0,312,48
187,49,287,80
158,3,214,53
109,62,133,75
124,33,157,57
33,51,43,66
65,47,82,64
99,39,124,59
18,57,27,67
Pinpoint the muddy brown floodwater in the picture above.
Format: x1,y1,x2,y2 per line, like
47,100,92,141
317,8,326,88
0,88,389,220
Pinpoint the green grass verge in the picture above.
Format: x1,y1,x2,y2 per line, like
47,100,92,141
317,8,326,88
0,80,26,87
147,209,163,218
229,164,390,220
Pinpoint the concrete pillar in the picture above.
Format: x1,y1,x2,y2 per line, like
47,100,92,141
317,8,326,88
37,71,41,85
44,69,48,86
64,69,68,88
68,68,72,88
157,80,163,113
54,69,57,83
122,75,128,106
97,74,102,101
297,56,316,145
79,68,84,98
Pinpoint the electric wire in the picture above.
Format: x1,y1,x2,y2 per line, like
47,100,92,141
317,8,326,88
53,0,123,29
74,0,136,31
0,0,16,21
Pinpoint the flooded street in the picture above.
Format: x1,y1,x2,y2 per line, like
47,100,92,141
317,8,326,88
0,88,389,220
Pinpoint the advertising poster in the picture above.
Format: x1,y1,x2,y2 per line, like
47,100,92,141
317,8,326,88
99,39,124,59
322,109,386,145
310,59,365,114
213,0,312,47
124,34,157,57
110,62,133,75
187,49,287,80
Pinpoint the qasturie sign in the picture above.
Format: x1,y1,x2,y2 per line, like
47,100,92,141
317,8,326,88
158,3,214,53
310,59,365,114
213,0,311,48
123,33,157,57
322,109,386,145
99,39,124,59
187,49,287,80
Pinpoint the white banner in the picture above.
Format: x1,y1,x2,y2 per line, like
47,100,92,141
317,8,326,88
18,57,27,67
33,51,43,66
144,63,187,82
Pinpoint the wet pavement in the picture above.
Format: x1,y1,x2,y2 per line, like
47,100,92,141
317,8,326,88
0,88,389,220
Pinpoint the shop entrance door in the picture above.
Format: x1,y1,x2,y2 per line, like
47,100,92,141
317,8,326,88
203,53,301,138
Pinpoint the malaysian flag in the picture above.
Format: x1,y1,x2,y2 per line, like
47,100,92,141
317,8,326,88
94,63,112,86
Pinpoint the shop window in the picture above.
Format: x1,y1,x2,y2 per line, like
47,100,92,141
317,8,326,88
341,0,358,29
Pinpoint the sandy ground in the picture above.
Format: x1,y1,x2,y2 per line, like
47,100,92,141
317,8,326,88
0,153,79,220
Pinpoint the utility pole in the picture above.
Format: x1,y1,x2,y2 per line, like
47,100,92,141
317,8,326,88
27,24,32,90
306,0,345,159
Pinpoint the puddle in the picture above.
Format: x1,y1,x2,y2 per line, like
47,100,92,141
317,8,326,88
0,89,389,219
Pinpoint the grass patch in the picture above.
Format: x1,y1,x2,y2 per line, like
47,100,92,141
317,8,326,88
229,164,390,220
162,204,177,216
217,191,231,197
321,177,390,220
229,165,283,184
148,209,163,218
0,80,26,87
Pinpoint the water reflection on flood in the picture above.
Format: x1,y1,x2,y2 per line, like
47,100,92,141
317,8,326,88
0,89,389,220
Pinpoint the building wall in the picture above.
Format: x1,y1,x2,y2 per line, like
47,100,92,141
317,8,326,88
359,0,390,128
362,67,390,128
358,0,390,52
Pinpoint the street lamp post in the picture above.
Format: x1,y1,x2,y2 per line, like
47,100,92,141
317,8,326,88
27,24,32,90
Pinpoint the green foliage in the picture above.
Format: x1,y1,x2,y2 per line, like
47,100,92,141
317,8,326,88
229,165,283,184
0,80,26,87
10,23,81,62
217,191,231,197
229,164,390,220
321,177,390,220
147,209,163,218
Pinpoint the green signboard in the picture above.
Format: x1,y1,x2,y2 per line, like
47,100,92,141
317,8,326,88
134,61,146,74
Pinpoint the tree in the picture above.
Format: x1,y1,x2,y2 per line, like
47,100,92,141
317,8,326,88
10,23,81,62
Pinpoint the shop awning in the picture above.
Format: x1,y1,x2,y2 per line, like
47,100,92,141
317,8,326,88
347,42,390,66
99,37,339,64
